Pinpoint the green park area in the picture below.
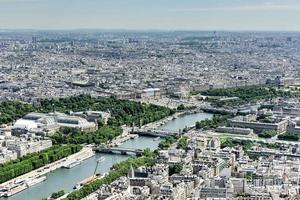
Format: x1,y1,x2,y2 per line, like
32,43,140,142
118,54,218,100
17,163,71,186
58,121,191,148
197,85,295,106
0,95,174,188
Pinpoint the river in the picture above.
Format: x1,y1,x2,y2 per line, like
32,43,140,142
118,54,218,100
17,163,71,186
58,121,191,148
159,112,213,131
3,112,213,200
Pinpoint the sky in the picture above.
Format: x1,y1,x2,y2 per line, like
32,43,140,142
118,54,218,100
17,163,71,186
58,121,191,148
0,0,300,31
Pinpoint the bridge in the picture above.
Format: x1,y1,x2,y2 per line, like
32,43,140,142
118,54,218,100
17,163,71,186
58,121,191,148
94,146,144,156
131,128,179,138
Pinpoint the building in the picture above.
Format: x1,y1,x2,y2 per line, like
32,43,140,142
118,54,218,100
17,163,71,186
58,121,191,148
137,88,161,99
267,76,300,87
0,148,18,164
228,115,288,134
216,126,253,135
72,111,111,124
12,112,98,136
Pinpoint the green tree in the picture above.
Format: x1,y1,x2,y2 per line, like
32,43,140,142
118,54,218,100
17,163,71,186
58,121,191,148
169,164,183,176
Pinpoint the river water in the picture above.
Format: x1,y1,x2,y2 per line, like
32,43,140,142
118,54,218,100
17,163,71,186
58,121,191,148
3,112,213,200
159,112,213,131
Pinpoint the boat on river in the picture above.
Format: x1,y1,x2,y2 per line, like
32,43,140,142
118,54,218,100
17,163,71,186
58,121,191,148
73,173,106,190
130,134,139,139
2,184,27,197
63,160,81,169
98,156,105,162
26,176,47,187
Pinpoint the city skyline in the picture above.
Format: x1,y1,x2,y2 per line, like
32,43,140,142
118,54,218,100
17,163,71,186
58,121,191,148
2,1,300,199
0,0,300,31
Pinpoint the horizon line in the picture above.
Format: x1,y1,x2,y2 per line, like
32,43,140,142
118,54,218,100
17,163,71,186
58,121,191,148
1,28,300,33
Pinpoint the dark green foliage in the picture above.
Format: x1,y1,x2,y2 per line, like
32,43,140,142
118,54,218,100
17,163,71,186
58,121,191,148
260,142,283,149
51,126,123,145
257,130,277,138
97,118,105,127
221,139,254,151
0,145,81,184
202,86,292,106
169,164,183,176
210,98,246,107
177,136,189,150
222,139,284,152
50,190,65,199
177,104,185,111
143,148,155,159
0,101,34,125
195,114,230,130
202,86,291,100
0,95,173,127
158,136,178,150
278,132,300,141
65,154,155,200
39,95,174,126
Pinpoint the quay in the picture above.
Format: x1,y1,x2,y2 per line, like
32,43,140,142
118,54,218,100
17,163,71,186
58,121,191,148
0,147,95,197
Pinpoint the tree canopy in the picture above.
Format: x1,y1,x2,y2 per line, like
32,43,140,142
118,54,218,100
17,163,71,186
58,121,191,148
0,95,174,127
0,145,81,184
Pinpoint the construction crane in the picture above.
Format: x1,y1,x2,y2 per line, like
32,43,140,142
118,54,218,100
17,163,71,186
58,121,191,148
93,157,104,176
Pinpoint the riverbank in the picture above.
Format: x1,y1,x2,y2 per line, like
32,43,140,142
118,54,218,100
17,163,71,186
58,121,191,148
0,126,138,198
142,111,189,130
0,147,94,197
62,111,215,200
1,111,213,200
106,126,139,147
158,111,214,132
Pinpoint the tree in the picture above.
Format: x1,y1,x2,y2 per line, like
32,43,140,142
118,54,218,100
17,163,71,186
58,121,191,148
257,130,277,138
177,104,185,111
0,145,81,184
65,154,155,200
195,114,230,130
278,132,300,141
169,164,183,176
50,190,65,199
177,136,189,150
158,136,177,150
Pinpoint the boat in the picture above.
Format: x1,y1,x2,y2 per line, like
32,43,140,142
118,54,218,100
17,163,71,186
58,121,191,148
0,186,8,197
25,176,47,187
3,184,27,197
63,160,81,169
153,137,160,141
73,175,96,189
14,178,26,184
73,172,107,190
73,183,81,190
130,134,138,139
97,156,105,162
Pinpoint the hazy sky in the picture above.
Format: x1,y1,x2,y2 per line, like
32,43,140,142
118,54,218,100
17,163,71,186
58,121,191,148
0,0,300,31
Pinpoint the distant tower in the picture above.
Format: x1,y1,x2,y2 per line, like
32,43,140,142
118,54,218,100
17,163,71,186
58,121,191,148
71,40,75,47
213,31,217,40
32,36,37,44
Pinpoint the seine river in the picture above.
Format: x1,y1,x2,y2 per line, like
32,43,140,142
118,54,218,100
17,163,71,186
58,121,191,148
159,112,213,131
3,112,213,200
